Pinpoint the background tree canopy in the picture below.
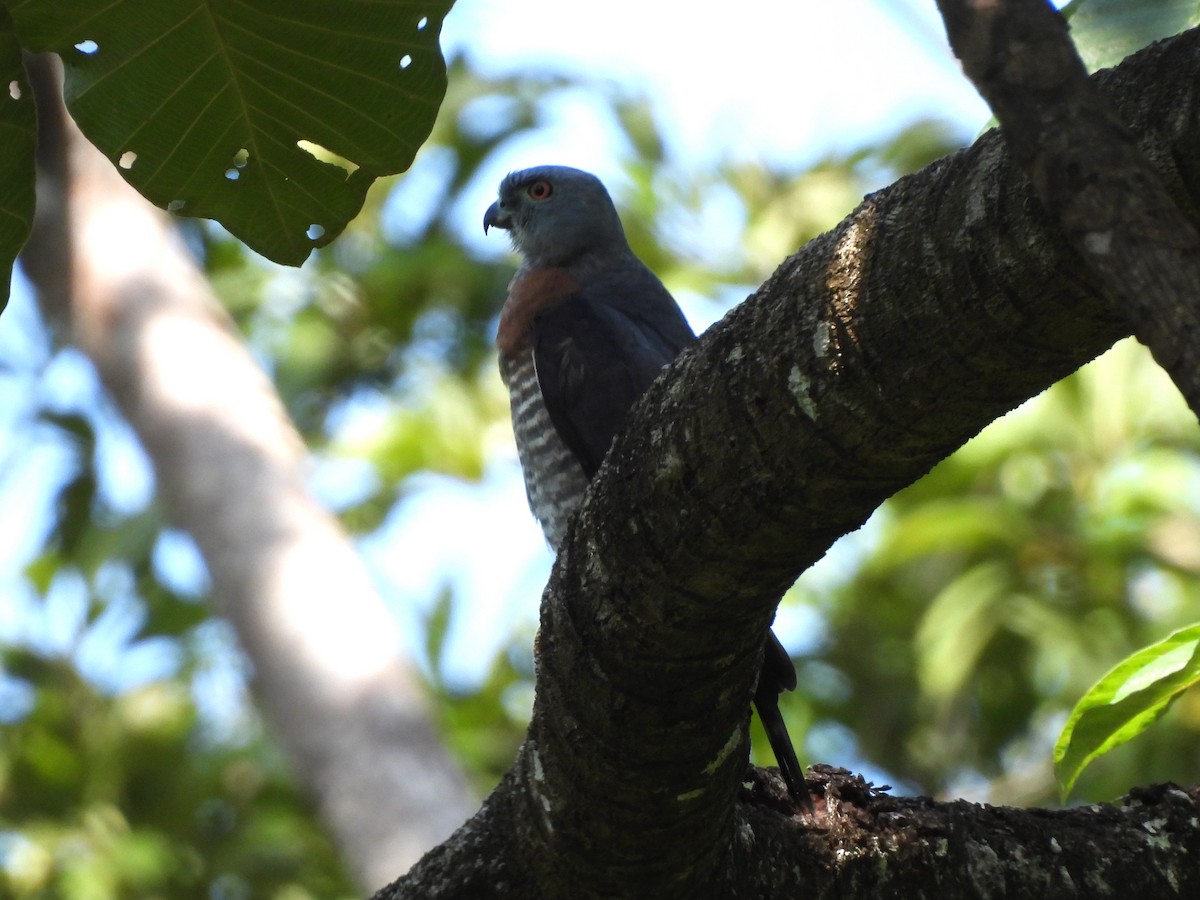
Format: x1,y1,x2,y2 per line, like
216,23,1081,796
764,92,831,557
1,0,1198,897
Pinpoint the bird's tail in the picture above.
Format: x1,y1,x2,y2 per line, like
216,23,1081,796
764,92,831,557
754,630,814,812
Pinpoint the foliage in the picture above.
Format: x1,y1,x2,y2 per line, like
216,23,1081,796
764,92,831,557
0,389,358,894
1,0,454,275
1,648,356,898
1064,0,1200,72
0,2,35,314
1056,623,1200,796
808,339,1200,803
1045,0,1200,796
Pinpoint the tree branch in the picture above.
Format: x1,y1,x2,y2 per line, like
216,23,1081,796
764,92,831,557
936,0,1200,420
379,26,1200,899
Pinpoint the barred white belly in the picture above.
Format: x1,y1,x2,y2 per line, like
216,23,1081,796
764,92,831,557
500,352,589,550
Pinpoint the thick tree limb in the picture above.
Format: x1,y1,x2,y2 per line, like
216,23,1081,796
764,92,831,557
384,770,1200,898
19,55,475,891
379,27,1200,899
937,0,1200,419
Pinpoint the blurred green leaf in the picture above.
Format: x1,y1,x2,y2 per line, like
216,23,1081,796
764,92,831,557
339,370,502,485
9,0,453,265
915,562,1013,704
54,471,97,558
436,644,530,790
39,411,96,445
1065,0,1199,72
878,499,1030,564
1055,623,1200,797
109,829,178,891
0,3,36,314
0,671,357,897
423,585,454,684
35,412,98,556
825,338,1200,801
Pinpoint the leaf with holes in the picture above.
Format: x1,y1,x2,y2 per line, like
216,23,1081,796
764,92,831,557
8,0,453,265
1054,623,1200,798
0,3,36,314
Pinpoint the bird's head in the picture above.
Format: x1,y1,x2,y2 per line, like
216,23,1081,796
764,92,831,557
483,165,628,267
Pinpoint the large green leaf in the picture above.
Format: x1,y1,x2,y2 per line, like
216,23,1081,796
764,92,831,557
0,2,36,314
1054,623,1200,797
1064,0,1200,72
8,0,453,265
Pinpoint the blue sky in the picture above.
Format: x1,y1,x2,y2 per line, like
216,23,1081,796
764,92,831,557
444,0,989,167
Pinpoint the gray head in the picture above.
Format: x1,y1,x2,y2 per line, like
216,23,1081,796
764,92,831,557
483,165,629,267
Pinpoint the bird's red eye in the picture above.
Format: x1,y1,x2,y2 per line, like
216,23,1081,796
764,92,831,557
527,180,553,201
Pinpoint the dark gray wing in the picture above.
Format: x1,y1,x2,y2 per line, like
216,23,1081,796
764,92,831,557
533,291,694,478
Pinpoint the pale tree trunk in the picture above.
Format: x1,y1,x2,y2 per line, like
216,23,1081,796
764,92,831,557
375,25,1200,899
19,56,475,893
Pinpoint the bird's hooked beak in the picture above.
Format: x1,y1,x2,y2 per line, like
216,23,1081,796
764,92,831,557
483,201,512,235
